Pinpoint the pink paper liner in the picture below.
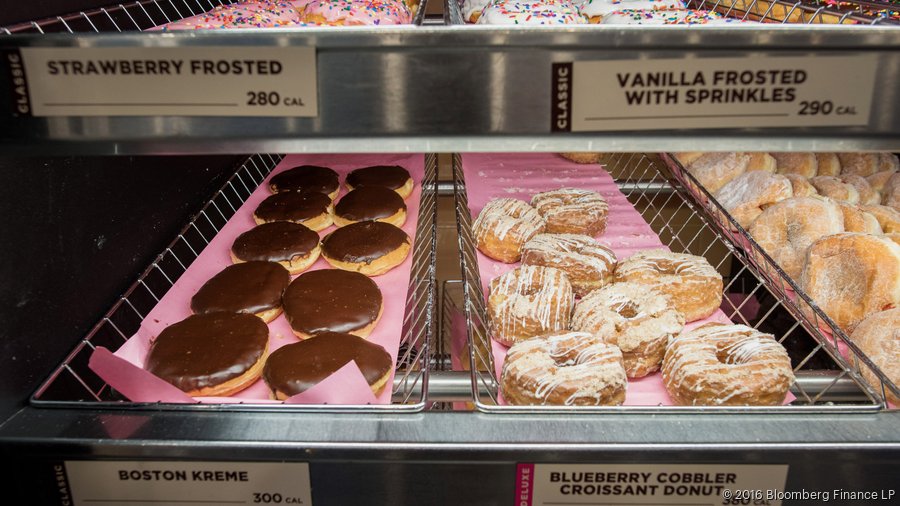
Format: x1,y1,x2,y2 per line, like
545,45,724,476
283,361,378,405
460,153,795,407
93,153,425,404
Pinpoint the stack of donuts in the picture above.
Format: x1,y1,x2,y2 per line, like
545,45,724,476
145,163,417,401
464,0,752,25
674,151,900,398
475,186,795,407
157,0,417,29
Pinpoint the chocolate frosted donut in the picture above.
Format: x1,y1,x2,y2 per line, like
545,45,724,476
268,165,340,198
263,332,393,399
254,191,334,231
283,269,383,338
231,222,321,275
147,312,269,396
191,261,290,322
321,221,411,276
346,165,413,199
334,186,407,227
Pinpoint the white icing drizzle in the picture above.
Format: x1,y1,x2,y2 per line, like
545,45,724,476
474,198,546,244
531,188,609,224
489,265,574,345
521,233,617,285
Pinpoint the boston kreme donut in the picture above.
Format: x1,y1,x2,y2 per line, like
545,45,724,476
662,323,794,406
614,249,723,322
231,221,321,275
473,198,546,263
263,332,393,399
500,331,626,406
147,312,269,397
334,186,407,228
190,261,290,323
321,221,411,276
488,265,574,347
520,233,617,297
283,269,383,338
268,165,340,199
530,188,609,236
346,165,414,199
571,281,685,378
254,191,334,231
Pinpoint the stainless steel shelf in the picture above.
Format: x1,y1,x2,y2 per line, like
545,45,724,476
2,26,900,154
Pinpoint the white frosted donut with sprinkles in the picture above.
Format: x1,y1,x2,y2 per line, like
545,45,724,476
488,265,574,347
578,0,685,22
572,281,684,378
501,331,626,406
521,233,617,297
662,323,794,406
473,198,546,263
600,8,748,24
614,249,723,323
476,0,588,25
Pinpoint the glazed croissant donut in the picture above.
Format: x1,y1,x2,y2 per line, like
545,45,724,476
801,233,900,333
684,152,749,194
488,265,574,347
521,233,617,297
662,323,794,406
773,152,818,178
783,173,818,197
714,171,792,228
836,202,882,234
809,176,860,204
530,188,609,236
748,196,844,280
571,282,684,378
473,198,546,263
851,308,900,404
501,331,626,406
614,249,723,322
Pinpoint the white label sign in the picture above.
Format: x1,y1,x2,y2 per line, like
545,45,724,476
517,463,788,506
9,46,317,117
63,461,312,505
551,55,876,132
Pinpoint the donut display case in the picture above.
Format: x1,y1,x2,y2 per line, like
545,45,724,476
0,0,899,504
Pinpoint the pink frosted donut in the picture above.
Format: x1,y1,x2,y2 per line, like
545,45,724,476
159,2,302,30
300,0,412,25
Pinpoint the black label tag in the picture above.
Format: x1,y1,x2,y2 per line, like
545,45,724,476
551,62,572,133
4,48,32,116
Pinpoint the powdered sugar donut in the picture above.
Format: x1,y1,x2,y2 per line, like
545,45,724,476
784,173,818,197
773,152,818,178
473,198,546,263
859,204,900,233
836,202,882,234
615,250,722,322
816,153,842,177
839,153,881,177
809,176,860,204
714,171,792,229
851,309,900,405
882,172,900,209
521,234,617,297
746,153,776,173
501,331,626,406
684,152,749,194
840,174,880,205
748,197,844,280
572,282,684,377
531,188,609,236
662,323,794,406
801,233,900,333
488,265,574,347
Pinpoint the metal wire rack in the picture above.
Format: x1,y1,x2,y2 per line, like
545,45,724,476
31,152,437,412
662,153,900,409
453,152,885,413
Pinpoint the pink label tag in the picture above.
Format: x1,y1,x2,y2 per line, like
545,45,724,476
515,463,536,506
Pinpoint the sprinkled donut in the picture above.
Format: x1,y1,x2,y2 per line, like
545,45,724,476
748,196,844,280
801,233,900,333
714,171,792,229
572,282,684,378
300,0,412,25
530,188,609,236
683,152,749,194
488,265,574,347
500,331,626,406
614,249,723,322
599,8,743,24
476,0,588,25
521,233,617,297
662,323,794,406
159,1,302,30
851,308,900,404
578,0,685,23
473,198,546,263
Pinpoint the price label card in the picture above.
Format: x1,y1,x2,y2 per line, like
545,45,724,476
551,55,876,132
4,46,317,117
517,463,788,506
61,461,312,506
